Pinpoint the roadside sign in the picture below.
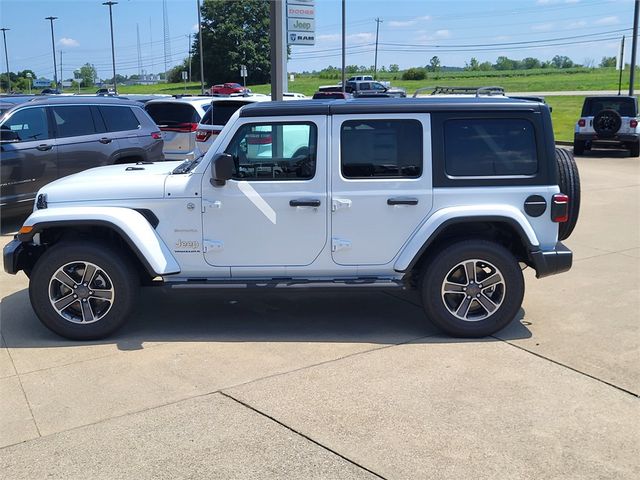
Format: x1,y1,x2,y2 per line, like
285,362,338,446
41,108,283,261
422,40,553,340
287,0,315,45
240,65,248,78
181,71,188,80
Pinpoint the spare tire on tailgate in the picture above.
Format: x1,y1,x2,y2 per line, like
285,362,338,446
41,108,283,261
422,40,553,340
555,147,580,241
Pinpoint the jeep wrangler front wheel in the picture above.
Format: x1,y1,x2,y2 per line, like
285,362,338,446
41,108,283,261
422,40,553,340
29,242,139,340
421,240,524,337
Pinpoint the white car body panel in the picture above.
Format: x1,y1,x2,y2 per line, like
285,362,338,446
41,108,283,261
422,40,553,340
23,207,180,275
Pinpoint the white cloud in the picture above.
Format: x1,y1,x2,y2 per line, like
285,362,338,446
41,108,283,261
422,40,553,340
434,29,451,39
317,34,340,42
567,20,587,28
192,23,199,33
531,23,554,31
59,37,79,47
348,32,374,42
388,15,431,28
594,15,619,25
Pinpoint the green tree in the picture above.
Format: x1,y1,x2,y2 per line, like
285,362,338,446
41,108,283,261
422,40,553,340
465,57,479,71
192,0,271,85
388,64,399,72
551,55,574,69
76,63,97,88
494,56,515,70
478,61,493,71
521,57,541,70
428,56,441,72
600,56,616,68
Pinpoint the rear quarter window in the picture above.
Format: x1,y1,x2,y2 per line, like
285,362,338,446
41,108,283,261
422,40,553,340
444,118,537,177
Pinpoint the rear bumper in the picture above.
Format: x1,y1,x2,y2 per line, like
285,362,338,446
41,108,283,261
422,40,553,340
575,133,639,144
529,242,573,279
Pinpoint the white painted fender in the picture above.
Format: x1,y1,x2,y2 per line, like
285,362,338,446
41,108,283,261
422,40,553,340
394,205,539,272
22,207,180,276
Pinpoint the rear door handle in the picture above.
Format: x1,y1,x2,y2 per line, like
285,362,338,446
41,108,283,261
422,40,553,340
387,197,418,206
290,199,321,207
98,137,112,144
36,144,53,151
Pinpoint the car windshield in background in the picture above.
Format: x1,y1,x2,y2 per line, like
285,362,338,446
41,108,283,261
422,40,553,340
201,101,251,126
581,97,636,117
145,103,203,126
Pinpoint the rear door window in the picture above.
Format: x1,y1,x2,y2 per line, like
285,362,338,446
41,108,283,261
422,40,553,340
52,105,97,138
99,106,141,132
145,103,200,127
444,118,537,176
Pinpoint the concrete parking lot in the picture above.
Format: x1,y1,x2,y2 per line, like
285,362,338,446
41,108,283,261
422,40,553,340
1,150,638,479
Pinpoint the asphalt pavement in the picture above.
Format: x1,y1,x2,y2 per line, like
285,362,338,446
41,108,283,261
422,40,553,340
1,149,638,479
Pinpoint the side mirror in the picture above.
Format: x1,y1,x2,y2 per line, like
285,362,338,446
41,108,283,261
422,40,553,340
0,128,19,142
210,152,234,186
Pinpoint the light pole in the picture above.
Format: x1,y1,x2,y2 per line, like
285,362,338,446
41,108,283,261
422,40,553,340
0,28,10,92
103,2,118,94
197,0,204,94
45,17,58,87
26,72,32,94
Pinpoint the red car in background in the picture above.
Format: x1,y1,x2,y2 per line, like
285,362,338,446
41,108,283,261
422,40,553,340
210,82,249,95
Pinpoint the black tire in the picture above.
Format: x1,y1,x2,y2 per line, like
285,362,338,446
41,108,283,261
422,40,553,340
421,240,524,338
29,241,139,340
555,147,581,241
573,139,585,156
630,142,640,157
593,109,622,137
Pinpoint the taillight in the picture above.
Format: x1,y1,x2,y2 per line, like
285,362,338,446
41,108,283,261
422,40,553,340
247,133,272,145
578,119,586,127
151,131,162,140
630,119,638,128
195,130,211,142
159,122,199,133
551,194,569,223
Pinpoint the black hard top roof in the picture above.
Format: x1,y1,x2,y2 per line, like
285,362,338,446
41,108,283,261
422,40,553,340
239,97,543,118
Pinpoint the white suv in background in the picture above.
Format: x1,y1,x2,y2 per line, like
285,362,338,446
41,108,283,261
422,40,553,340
195,96,272,154
145,97,212,160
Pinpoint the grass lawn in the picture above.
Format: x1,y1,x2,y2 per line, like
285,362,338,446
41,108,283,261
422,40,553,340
546,96,584,142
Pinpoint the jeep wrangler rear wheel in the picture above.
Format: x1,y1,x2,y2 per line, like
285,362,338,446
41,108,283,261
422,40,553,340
29,241,138,340
421,240,524,337
573,139,585,156
630,142,640,157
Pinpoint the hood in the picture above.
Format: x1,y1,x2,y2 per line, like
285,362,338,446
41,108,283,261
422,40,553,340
41,161,183,204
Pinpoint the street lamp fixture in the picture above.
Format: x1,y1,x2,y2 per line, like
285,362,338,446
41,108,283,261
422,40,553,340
0,28,10,93
103,1,118,94
45,17,58,87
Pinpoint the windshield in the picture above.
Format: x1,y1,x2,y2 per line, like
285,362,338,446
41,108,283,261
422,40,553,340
172,152,206,174
581,97,637,117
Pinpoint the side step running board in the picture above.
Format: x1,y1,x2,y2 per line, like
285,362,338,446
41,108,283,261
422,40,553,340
169,279,406,290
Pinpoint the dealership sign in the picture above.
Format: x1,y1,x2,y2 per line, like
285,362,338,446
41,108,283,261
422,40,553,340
287,0,315,45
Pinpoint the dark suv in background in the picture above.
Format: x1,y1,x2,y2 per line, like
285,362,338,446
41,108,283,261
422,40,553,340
0,96,163,215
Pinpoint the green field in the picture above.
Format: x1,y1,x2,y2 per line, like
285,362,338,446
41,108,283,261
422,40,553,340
75,67,635,142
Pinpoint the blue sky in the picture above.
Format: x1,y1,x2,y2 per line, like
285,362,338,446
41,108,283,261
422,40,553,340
0,0,635,81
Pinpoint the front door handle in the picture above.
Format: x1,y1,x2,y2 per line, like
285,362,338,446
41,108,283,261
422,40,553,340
387,197,418,206
98,137,112,144
36,144,53,151
290,199,321,207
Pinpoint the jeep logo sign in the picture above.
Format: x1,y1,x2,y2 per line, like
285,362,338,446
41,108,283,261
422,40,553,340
287,18,315,32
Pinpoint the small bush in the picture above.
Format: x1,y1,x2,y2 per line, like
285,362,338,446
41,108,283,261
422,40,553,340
402,68,426,81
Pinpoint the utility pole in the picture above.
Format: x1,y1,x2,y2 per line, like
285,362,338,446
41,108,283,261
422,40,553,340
373,18,382,79
187,33,192,82
103,2,118,94
45,17,58,87
618,36,625,96
630,0,639,95
341,0,346,93
0,28,10,93
197,0,205,94
269,0,285,101
60,50,63,90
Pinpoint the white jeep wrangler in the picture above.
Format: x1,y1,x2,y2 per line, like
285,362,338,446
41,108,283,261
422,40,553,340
4,97,580,340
